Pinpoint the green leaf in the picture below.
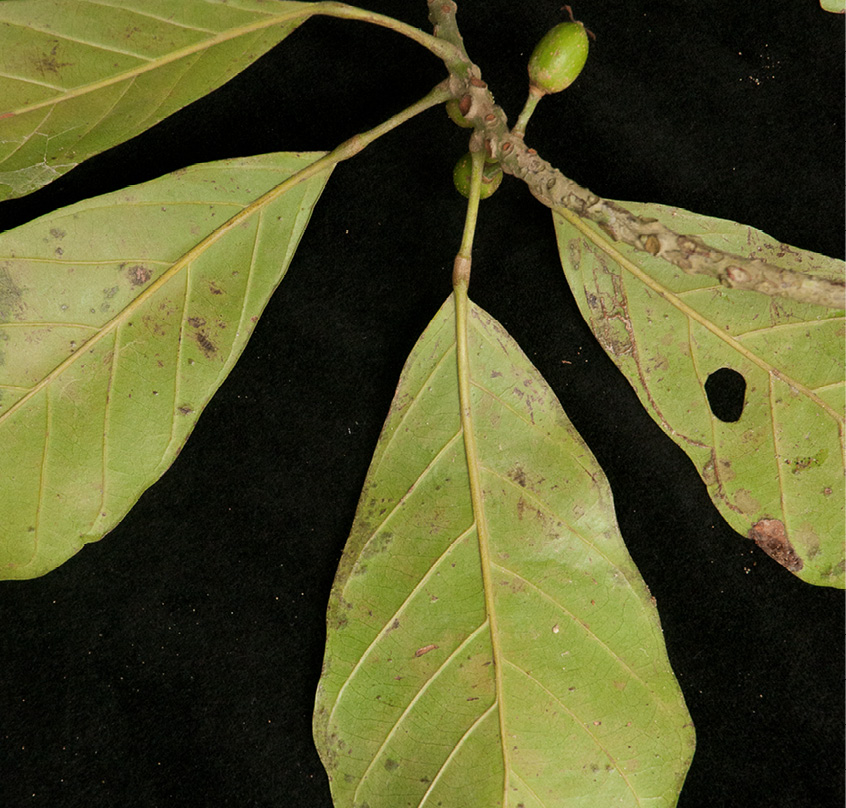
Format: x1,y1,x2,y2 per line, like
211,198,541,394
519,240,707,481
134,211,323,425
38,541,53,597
0,151,331,578
0,0,312,201
554,204,845,588
820,0,845,13
314,292,694,808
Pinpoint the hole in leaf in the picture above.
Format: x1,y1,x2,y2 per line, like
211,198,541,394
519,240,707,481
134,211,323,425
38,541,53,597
705,367,746,422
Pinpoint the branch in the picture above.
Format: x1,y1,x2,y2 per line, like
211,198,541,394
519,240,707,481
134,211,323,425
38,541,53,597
427,1,845,310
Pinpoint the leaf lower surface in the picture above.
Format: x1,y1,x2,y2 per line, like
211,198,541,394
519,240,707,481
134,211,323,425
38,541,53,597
314,294,694,808
553,204,845,588
0,151,331,578
0,0,311,200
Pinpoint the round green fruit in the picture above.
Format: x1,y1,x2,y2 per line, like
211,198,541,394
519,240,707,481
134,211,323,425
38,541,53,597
453,153,503,199
528,21,589,94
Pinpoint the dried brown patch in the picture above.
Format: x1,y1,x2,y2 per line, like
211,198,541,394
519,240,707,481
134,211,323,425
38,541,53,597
195,331,217,358
126,264,152,287
748,518,803,572
34,44,71,75
508,465,528,488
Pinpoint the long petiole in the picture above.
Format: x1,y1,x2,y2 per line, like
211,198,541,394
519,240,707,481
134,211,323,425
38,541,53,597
301,81,453,175
452,149,486,288
307,2,461,64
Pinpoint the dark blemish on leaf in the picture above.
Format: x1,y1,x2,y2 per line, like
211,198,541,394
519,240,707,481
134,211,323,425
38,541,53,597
0,268,24,322
142,313,167,337
187,316,206,328
508,465,527,488
33,44,72,75
414,644,438,657
386,618,400,632
195,331,217,358
787,449,828,473
208,281,224,295
701,455,717,486
49,227,65,239
748,518,803,572
384,759,399,771
126,264,152,286
177,405,194,416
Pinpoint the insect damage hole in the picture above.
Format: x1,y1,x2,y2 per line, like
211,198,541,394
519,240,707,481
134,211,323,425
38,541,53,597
704,367,746,422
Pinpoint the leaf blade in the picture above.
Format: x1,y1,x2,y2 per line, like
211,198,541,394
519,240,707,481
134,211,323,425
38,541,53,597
314,294,694,807
553,204,845,588
0,0,312,200
0,151,331,578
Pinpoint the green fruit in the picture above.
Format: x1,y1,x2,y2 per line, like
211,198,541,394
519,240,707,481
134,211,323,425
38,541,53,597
446,98,474,129
453,152,503,199
528,21,589,94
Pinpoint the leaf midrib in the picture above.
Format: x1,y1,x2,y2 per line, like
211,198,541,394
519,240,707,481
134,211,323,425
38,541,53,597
454,284,510,799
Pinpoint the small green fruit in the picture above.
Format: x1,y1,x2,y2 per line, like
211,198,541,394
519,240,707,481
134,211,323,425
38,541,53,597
445,98,474,129
453,153,503,199
528,21,589,94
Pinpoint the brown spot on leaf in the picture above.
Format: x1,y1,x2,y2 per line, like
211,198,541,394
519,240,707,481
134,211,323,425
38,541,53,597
195,331,217,358
208,281,224,295
126,264,152,286
177,405,194,416
733,488,760,515
509,466,528,488
414,644,438,658
34,44,71,75
748,518,803,572
187,316,206,328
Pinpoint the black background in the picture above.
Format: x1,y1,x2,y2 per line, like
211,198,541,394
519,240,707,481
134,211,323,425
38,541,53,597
1,1,843,806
